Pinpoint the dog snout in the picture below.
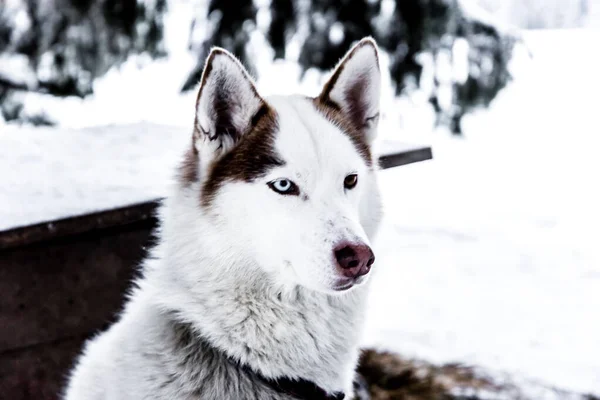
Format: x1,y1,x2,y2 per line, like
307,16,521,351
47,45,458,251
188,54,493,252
334,242,375,279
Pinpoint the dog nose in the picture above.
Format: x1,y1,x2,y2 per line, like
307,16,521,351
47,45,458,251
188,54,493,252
334,242,375,279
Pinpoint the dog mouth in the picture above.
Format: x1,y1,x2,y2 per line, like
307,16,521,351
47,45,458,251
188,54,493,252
332,276,366,292
333,281,355,291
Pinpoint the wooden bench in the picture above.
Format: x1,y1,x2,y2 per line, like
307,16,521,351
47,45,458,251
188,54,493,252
0,124,432,399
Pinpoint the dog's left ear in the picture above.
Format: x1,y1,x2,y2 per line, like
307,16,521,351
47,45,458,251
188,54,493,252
317,38,381,142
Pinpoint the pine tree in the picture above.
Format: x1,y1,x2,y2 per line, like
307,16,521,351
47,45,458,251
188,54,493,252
0,0,166,123
379,0,457,94
378,0,515,134
446,14,515,134
298,0,380,72
289,0,515,134
268,0,296,60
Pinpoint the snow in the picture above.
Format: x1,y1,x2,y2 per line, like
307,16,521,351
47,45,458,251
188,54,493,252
0,11,599,398
366,29,600,397
474,0,596,29
0,123,190,231
0,53,37,88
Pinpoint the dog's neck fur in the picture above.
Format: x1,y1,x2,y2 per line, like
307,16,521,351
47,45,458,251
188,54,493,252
138,189,372,397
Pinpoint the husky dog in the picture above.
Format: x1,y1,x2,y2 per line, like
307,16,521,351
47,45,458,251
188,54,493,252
64,37,383,400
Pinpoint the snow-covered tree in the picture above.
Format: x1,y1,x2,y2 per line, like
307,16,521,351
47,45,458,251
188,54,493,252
287,0,516,134
0,0,166,124
0,0,515,133
379,0,457,94
297,0,380,71
268,0,296,60
443,10,515,134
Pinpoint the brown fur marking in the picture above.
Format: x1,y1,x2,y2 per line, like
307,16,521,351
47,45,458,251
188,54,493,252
177,137,200,186
180,49,282,202
312,98,373,167
358,349,511,400
201,103,282,207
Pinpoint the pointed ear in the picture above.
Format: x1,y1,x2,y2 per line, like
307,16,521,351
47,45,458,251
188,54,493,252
317,38,381,142
194,48,265,157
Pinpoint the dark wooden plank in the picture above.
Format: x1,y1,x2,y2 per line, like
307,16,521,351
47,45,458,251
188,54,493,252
378,141,433,169
0,201,159,251
0,334,88,400
0,142,431,250
0,220,152,353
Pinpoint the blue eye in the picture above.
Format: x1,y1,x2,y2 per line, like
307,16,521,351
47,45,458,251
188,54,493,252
268,178,300,196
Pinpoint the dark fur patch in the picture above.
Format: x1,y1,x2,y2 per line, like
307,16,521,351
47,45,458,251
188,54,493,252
357,349,522,399
209,72,240,143
201,104,282,207
177,137,200,187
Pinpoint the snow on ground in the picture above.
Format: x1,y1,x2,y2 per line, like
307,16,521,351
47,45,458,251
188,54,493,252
0,123,191,231
366,29,600,396
0,15,599,398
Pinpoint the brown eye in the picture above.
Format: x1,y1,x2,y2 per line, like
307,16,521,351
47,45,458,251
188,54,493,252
344,174,358,190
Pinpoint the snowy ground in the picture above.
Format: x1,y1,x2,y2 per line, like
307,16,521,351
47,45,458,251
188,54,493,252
0,123,191,230
367,29,600,397
1,15,599,399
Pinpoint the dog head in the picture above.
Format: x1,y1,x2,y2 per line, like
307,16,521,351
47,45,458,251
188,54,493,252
176,38,383,294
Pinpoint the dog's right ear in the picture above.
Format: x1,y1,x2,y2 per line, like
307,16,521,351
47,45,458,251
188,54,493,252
193,48,265,160
317,38,381,143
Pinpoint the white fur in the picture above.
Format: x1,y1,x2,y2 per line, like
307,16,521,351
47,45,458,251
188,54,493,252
64,39,383,400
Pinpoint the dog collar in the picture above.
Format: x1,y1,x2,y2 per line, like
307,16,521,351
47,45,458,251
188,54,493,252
184,320,348,399
239,363,345,400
